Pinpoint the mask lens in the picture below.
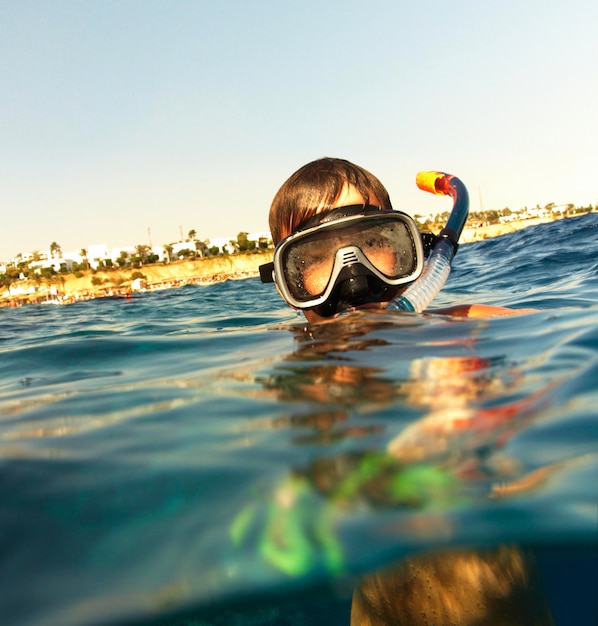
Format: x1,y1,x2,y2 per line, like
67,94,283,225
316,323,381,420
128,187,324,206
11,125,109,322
358,220,417,277
282,236,335,299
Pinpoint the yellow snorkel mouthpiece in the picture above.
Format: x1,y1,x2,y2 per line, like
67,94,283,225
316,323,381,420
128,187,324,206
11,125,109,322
416,171,447,195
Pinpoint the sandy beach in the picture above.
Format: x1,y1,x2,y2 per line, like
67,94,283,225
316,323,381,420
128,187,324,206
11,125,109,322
0,213,577,307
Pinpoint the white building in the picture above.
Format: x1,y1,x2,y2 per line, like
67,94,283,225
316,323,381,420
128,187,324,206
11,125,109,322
206,237,238,255
168,241,200,259
247,231,273,248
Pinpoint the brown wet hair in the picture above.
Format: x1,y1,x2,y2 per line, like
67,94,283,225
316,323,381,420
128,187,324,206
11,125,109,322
269,157,393,245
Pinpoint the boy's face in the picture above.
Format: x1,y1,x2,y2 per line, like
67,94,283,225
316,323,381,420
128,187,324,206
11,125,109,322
301,225,402,297
300,184,396,324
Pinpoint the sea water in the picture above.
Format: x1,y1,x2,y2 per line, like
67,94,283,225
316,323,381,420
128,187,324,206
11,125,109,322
1,214,597,626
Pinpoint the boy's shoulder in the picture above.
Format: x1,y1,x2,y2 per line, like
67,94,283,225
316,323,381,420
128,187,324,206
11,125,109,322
430,304,537,318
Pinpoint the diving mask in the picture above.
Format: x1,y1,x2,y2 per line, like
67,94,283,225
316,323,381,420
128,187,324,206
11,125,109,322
260,205,426,317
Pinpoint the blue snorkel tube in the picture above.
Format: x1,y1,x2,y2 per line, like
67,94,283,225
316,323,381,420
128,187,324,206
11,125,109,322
394,171,469,312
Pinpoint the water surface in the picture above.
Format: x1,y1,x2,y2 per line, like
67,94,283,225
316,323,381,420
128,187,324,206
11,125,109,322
1,214,597,625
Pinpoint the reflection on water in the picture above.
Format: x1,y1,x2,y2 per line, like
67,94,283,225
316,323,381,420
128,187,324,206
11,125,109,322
253,311,558,506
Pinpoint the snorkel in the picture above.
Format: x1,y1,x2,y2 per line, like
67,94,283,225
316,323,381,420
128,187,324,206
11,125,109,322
393,171,469,312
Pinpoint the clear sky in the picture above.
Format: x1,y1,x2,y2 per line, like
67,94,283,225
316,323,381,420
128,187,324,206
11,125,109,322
1,1,596,259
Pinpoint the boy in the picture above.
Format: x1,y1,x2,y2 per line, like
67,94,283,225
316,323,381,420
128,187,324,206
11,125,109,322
260,157,530,323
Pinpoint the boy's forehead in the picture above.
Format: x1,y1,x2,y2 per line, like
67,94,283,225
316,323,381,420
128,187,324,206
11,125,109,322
332,183,380,209
280,184,383,242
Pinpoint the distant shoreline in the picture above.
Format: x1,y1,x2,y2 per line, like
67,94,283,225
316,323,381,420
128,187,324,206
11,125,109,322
460,214,569,243
2,253,271,307
1,212,589,308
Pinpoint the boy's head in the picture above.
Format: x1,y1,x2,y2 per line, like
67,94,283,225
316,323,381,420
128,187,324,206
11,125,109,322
269,157,393,245
262,158,424,323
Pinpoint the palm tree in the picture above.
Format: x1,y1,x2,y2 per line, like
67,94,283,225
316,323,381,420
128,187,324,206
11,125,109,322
50,242,62,259
135,244,150,264
188,229,196,241
117,251,129,268
194,240,207,257
80,249,89,270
